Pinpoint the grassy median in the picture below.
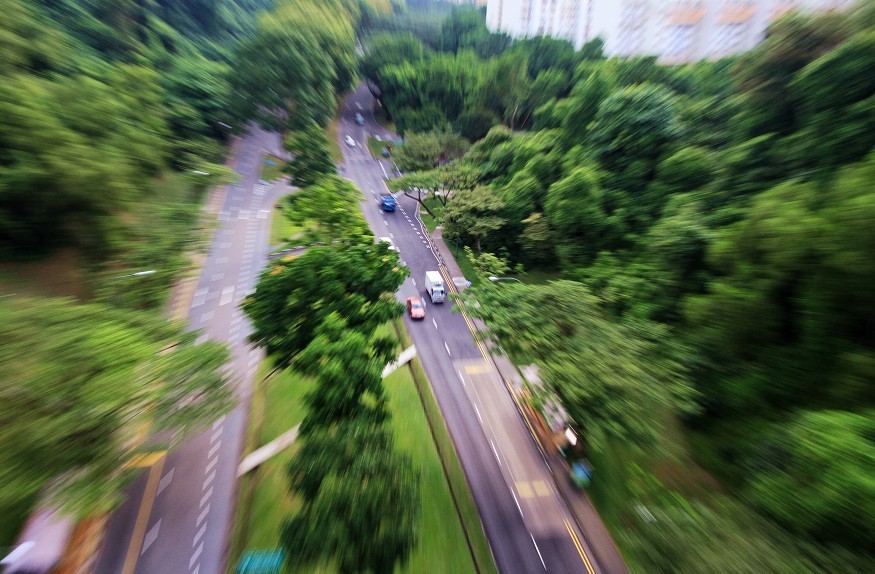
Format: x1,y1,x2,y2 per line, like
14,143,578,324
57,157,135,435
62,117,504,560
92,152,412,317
229,325,485,573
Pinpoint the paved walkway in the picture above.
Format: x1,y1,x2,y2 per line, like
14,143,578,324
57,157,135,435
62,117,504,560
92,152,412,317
429,226,629,574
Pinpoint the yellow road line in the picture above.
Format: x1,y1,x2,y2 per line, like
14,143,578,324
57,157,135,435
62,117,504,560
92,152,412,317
440,262,598,573
121,454,166,574
123,451,166,469
565,519,596,574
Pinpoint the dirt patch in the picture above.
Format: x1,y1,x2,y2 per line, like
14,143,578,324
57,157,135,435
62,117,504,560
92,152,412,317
0,248,92,301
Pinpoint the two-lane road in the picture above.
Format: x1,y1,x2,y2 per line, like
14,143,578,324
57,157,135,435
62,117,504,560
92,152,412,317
96,126,285,574
339,84,603,574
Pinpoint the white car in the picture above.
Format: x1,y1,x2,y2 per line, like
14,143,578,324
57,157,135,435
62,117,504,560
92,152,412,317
345,135,356,147
378,237,398,251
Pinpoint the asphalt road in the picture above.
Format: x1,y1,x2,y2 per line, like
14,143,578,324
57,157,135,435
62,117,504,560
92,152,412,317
95,126,283,574
339,84,602,574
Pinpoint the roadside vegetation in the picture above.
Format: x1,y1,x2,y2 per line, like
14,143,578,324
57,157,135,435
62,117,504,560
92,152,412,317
242,167,483,571
364,3,875,571
0,0,271,545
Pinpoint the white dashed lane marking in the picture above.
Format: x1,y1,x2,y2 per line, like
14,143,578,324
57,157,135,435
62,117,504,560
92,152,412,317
196,503,210,527
141,519,161,554
156,468,174,496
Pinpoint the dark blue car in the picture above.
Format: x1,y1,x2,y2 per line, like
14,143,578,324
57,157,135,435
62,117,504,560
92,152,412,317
380,193,396,212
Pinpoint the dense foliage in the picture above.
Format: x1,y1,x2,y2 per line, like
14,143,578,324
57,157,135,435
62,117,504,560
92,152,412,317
0,299,232,517
245,139,418,571
376,3,875,570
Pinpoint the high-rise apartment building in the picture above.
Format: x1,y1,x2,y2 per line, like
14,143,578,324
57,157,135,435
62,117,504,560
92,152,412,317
486,0,856,62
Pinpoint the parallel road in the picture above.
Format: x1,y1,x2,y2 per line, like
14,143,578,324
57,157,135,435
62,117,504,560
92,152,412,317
339,84,603,574
96,126,283,574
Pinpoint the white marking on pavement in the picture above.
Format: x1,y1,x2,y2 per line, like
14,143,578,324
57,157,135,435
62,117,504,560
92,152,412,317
474,404,482,422
215,257,228,264
193,522,208,547
211,426,224,442
202,469,216,491
444,342,451,356
380,162,388,178
200,487,213,508
490,440,502,466
432,318,438,330
196,503,210,526
389,232,394,239
201,311,214,322
384,220,389,226
189,542,203,568
511,489,524,517
208,441,221,459
219,287,234,306
412,278,417,287
212,416,225,429
191,564,200,574
141,519,161,555
531,535,547,570
156,468,175,496
458,370,466,386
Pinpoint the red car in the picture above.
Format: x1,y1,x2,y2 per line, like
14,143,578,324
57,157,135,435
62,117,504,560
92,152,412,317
406,297,425,320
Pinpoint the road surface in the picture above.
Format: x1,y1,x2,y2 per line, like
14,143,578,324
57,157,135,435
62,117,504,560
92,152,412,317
95,126,284,574
339,84,603,574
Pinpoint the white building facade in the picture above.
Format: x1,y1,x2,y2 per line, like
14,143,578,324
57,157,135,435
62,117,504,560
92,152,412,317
486,0,857,63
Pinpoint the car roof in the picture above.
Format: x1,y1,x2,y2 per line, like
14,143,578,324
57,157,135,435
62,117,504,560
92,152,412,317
407,296,422,304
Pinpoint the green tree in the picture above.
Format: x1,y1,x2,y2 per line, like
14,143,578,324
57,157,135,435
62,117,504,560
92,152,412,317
460,281,693,450
544,166,622,267
284,124,337,188
244,244,407,368
283,176,369,243
520,212,554,265
231,2,350,131
587,83,681,193
442,185,505,252
0,298,232,516
747,410,875,552
394,128,470,171
293,314,396,434
283,420,419,573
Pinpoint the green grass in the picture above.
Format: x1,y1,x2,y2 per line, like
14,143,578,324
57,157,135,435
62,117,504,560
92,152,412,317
325,120,343,164
229,324,489,573
454,247,483,287
367,135,388,159
269,205,302,247
260,153,286,182
230,364,314,570
385,365,477,574
419,198,445,234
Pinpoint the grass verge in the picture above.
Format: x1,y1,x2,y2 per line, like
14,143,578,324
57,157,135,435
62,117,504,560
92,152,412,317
260,153,286,183
228,363,313,571
325,120,343,164
269,204,302,247
453,247,483,287
367,135,388,159
229,325,488,573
